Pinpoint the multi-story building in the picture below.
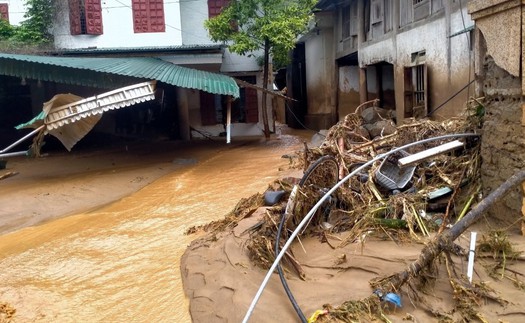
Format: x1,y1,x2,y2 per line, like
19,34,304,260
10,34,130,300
0,0,268,146
289,0,474,129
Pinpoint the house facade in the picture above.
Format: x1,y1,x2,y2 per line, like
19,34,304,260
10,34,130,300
292,0,475,130
0,0,25,26
0,0,269,144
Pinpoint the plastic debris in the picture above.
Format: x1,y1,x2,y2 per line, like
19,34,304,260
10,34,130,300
264,190,285,206
307,309,329,323
384,292,402,308
373,289,402,308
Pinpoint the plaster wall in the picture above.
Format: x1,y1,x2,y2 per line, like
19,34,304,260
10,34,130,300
3,0,26,26
220,49,262,73
179,0,213,45
305,32,335,116
338,65,360,118
53,0,183,49
359,38,396,66
357,7,473,122
480,56,524,221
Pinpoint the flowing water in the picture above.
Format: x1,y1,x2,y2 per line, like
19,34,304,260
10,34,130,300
0,132,309,322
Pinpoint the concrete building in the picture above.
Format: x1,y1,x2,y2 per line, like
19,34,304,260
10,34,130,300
0,0,270,144
0,0,26,26
290,0,475,130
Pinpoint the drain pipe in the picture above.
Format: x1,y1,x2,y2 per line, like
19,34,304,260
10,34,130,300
242,133,480,323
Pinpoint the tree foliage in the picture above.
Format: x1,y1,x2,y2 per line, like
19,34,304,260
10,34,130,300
0,0,54,46
205,0,317,68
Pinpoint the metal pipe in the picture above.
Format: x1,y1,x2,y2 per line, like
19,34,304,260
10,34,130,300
0,125,44,154
242,133,480,323
0,151,28,158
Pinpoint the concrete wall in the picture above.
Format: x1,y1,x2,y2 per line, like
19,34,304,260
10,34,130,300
221,49,262,73
303,11,336,130
479,56,524,221
359,5,474,122
3,0,26,26
338,65,360,118
179,0,212,45
468,1,525,224
53,0,183,49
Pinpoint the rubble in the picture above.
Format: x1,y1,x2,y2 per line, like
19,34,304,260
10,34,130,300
188,99,525,321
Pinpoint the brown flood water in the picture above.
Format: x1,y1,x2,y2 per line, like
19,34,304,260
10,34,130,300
0,132,310,322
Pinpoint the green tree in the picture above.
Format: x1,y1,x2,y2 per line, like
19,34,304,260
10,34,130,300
0,19,15,40
13,0,54,43
0,0,54,50
205,0,317,139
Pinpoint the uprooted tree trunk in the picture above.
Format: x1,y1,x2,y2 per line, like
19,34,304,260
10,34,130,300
379,169,525,291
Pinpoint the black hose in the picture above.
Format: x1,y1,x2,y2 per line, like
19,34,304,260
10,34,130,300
275,156,338,323
275,212,307,323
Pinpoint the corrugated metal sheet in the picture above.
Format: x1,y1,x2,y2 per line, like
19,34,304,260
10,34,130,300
0,53,239,98
45,81,156,130
16,81,157,151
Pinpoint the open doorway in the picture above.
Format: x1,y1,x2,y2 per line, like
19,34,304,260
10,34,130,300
367,61,395,111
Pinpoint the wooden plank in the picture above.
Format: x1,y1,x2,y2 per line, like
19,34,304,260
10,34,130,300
398,140,464,167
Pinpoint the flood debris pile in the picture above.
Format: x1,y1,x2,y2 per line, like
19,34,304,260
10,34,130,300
240,101,516,321
246,103,482,271
187,100,525,321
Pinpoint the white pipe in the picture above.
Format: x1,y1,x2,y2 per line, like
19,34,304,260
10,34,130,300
242,133,480,323
467,231,477,283
226,96,232,144
0,151,28,158
0,125,44,154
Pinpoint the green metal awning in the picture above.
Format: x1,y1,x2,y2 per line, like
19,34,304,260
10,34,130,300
0,53,239,98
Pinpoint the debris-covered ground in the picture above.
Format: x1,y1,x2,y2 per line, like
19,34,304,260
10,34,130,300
183,100,525,322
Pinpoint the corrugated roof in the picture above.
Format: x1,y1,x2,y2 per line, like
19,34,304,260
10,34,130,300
0,53,239,97
53,44,223,55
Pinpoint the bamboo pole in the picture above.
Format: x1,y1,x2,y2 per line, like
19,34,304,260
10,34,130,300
383,169,525,290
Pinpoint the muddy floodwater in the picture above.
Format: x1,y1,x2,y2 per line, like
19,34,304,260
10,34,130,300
0,132,308,322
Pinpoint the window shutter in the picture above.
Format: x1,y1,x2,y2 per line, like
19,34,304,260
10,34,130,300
371,0,384,25
0,3,9,22
69,0,82,35
132,0,165,33
85,0,103,35
208,0,230,18
413,0,430,21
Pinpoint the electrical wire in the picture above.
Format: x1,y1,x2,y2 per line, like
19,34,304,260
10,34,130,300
275,156,338,322
242,132,481,323
285,101,326,137
275,212,307,323
425,79,475,117
458,0,472,102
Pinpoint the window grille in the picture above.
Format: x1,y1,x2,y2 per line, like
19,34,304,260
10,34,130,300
69,0,103,35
